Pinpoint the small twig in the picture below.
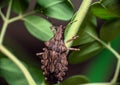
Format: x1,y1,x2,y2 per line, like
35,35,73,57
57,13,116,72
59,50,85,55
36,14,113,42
0,45,36,85
0,1,37,84
0,0,13,45
6,0,13,19
0,21,8,45
86,31,120,60
65,0,92,48
86,31,120,83
8,11,37,23
81,82,114,85
111,60,120,83
0,8,6,21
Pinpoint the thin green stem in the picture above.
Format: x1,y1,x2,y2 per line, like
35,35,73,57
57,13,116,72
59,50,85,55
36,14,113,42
0,0,13,45
65,0,92,48
8,11,37,23
6,0,13,19
111,60,120,84
86,31,120,60
8,14,23,23
0,45,36,85
0,1,39,84
0,11,36,45
86,31,120,83
81,82,114,85
0,8,6,21
0,1,37,84
0,21,8,45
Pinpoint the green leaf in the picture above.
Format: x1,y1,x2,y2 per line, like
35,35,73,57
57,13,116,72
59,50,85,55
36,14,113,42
84,36,120,83
85,49,116,83
37,0,74,20
12,0,29,14
23,15,54,41
90,2,119,20
27,65,44,85
2,37,45,85
100,0,120,17
100,19,120,42
72,15,97,46
69,41,103,64
68,15,103,64
0,57,44,85
59,75,89,85
0,58,28,85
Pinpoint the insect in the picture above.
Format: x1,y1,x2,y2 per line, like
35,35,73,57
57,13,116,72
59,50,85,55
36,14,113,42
36,25,79,84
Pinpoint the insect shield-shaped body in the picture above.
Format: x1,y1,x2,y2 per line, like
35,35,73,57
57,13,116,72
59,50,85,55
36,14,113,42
37,25,68,84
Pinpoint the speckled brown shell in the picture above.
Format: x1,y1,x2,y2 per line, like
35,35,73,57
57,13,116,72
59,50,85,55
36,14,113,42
37,25,68,84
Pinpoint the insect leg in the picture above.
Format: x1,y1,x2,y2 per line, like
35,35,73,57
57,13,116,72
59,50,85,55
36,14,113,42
66,35,79,43
36,52,44,56
68,48,80,51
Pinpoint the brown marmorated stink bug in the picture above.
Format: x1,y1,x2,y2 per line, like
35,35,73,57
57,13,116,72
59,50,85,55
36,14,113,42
36,25,79,84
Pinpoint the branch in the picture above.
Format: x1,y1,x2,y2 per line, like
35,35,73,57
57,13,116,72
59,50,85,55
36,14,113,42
6,0,13,19
82,82,115,85
8,11,37,23
0,45,36,85
65,0,92,48
111,60,120,83
0,8,6,21
0,21,8,45
0,0,13,45
86,31,120,60
86,31,120,83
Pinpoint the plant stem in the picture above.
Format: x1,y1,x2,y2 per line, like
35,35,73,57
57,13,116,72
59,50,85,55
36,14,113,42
6,0,12,19
82,82,113,85
65,0,92,48
86,31,120,83
8,14,23,23
0,0,13,45
0,0,37,84
0,8,6,21
0,11,36,44
0,45,37,85
111,60,120,84
86,32,120,60
8,11,37,23
0,21,8,45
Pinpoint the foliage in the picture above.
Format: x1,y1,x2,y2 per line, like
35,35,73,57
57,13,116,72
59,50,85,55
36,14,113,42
0,0,120,85
59,75,89,85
